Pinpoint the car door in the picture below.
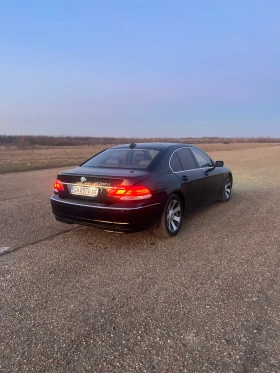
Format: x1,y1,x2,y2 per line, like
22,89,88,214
190,147,222,202
170,147,204,210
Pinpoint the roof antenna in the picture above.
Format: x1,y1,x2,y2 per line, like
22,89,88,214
130,143,136,149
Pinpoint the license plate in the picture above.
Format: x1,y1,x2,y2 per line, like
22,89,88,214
70,185,98,197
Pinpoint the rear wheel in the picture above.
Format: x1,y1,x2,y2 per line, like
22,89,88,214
154,195,183,238
220,176,232,202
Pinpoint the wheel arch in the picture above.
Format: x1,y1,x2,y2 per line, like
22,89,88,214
173,190,185,211
228,172,233,186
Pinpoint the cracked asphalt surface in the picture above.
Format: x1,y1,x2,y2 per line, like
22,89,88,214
1,145,280,373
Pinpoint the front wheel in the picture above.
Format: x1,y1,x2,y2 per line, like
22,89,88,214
154,195,183,238
220,176,232,202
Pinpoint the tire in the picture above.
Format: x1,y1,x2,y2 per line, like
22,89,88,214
220,176,232,202
154,194,183,238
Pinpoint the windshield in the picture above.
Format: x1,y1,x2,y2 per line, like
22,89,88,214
82,148,160,169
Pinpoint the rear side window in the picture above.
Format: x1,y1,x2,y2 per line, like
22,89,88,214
82,148,159,169
190,148,213,168
176,148,197,170
170,152,183,172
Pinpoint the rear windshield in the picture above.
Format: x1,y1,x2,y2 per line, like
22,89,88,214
82,148,160,169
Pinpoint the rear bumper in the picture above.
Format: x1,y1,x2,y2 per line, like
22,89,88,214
50,194,165,232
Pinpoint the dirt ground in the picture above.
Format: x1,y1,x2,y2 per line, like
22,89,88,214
1,142,279,174
1,144,280,372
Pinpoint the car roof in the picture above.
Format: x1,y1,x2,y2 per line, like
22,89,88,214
110,142,194,150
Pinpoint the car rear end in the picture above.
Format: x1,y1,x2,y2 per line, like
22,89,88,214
50,146,166,232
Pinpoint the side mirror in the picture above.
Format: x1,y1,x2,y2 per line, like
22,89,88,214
215,160,224,167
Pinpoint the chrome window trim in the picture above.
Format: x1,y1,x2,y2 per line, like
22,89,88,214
169,146,214,173
169,146,199,173
50,196,160,210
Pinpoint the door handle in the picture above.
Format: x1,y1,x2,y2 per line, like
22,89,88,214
204,170,209,176
181,175,188,181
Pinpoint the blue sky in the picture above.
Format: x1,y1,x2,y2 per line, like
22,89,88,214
1,0,280,137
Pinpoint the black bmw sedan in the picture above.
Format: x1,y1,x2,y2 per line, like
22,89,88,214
50,143,232,237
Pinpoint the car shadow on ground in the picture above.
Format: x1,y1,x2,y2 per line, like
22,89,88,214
63,185,267,257
69,194,235,246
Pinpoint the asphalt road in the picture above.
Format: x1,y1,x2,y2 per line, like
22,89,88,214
1,146,280,373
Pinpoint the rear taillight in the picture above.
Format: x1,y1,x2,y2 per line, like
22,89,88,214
108,185,152,200
54,180,64,192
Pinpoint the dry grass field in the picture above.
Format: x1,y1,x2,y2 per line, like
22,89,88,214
1,142,279,174
0,144,112,174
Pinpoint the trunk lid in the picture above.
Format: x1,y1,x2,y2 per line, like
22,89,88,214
56,166,150,203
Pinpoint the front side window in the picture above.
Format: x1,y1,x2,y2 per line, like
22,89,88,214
176,148,197,170
190,148,213,168
82,148,159,169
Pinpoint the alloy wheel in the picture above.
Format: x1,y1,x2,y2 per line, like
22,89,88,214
166,199,182,233
225,178,231,200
